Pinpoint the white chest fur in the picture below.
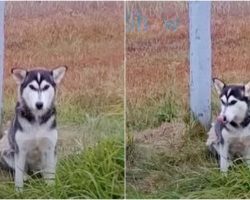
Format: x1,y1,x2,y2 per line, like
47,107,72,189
15,117,57,169
222,124,250,156
15,126,57,150
223,125,250,142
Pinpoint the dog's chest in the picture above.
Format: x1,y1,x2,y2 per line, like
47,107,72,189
224,126,250,147
15,123,57,152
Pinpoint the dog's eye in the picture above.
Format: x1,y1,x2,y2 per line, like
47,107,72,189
29,85,37,91
42,85,50,91
229,100,237,105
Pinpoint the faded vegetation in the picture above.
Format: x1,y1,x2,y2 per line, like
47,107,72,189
126,2,250,198
1,2,124,198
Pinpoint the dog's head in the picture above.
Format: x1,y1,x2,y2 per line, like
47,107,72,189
11,66,67,114
213,78,250,124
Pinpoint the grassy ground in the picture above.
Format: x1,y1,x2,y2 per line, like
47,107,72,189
127,117,250,199
126,2,250,198
0,2,124,198
0,138,124,199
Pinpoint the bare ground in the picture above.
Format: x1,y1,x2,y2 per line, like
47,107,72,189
134,121,185,153
127,122,187,193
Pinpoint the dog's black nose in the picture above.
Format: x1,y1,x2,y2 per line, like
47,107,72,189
36,102,43,110
223,116,227,123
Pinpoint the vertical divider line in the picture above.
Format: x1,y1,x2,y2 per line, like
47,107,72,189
0,1,5,125
124,0,127,199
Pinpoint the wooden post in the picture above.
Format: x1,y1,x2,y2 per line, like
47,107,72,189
0,2,5,124
189,1,212,129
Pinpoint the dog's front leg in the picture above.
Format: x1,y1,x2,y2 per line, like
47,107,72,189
14,151,26,191
219,143,230,173
42,147,56,185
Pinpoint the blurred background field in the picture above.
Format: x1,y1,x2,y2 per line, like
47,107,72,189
0,2,124,198
4,1,124,125
126,2,250,199
126,1,250,131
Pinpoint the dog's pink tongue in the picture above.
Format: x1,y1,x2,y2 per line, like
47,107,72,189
216,115,225,124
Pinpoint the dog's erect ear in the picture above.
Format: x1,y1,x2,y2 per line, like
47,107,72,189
11,68,27,84
245,81,250,97
213,78,225,95
52,65,67,84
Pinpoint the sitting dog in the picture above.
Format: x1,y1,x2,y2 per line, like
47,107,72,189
207,78,250,172
0,66,67,190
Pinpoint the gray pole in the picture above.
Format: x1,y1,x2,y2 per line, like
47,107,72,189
189,1,212,129
0,1,5,125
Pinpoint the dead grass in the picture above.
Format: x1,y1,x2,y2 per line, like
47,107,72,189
126,2,250,198
126,1,250,110
0,3,125,198
1,0,125,158
4,2,124,121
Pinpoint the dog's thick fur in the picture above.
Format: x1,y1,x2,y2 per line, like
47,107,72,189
207,78,250,172
0,66,67,190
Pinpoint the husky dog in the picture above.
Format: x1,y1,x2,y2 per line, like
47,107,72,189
0,66,67,190
207,78,250,172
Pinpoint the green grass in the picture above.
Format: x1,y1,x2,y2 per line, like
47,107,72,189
128,163,250,199
126,92,179,132
126,114,250,199
0,93,124,198
0,138,124,199
126,77,239,199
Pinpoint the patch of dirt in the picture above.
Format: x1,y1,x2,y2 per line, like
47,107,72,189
136,171,163,193
134,121,186,153
127,122,186,194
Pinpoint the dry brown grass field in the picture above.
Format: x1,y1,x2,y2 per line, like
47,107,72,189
3,1,124,143
127,1,250,115
0,2,124,198
4,1,124,122
126,2,250,198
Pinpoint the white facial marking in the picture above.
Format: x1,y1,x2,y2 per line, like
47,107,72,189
227,88,231,97
228,96,238,104
22,78,55,114
221,95,227,104
37,73,41,83
219,91,248,123
40,80,48,88
29,80,39,90
39,80,54,112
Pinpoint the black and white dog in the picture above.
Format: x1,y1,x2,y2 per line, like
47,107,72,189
0,66,67,190
207,78,250,172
